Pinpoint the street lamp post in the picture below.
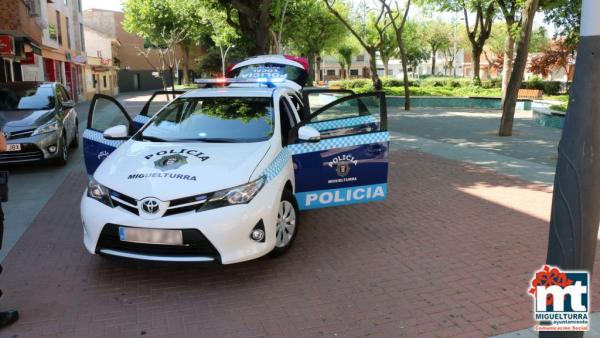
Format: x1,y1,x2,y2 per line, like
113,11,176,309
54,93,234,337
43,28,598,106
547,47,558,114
542,0,600,336
220,45,236,77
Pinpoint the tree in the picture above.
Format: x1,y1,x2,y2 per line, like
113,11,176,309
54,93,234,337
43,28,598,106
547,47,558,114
528,40,576,80
380,0,412,110
529,26,551,52
335,39,359,79
498,0,539,136
123,0,206,85
495,0,523,97
418,0,496,85
325,0,392,90
284,0,347,85
218,0,273,55
403,21,430,76
424,19,451,75
539,0,581,50
378,23,399,76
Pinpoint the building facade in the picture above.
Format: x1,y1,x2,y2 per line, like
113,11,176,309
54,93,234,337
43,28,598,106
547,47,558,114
82,26,119,99
39,0,87,101
0,0,45,83
83,9,167,92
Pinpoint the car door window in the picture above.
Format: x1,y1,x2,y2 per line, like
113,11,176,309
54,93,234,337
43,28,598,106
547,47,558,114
139,91,186,117
279,98,296,146
305,93,385,139
89,96,131,132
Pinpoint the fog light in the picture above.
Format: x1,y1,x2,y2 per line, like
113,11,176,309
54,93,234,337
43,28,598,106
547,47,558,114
250,229,265,242
48,145,57,153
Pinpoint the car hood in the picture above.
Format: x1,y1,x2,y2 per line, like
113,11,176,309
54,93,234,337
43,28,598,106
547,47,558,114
94,140,271,201
0,109,54,129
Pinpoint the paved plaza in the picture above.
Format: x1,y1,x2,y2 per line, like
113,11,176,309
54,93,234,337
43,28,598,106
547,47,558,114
0,92,592,337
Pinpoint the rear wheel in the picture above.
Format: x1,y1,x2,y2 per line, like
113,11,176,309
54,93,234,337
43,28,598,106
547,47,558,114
269,189,299,257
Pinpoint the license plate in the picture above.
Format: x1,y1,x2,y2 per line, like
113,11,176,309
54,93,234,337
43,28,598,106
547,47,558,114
6,144,21,152
118,227,183,246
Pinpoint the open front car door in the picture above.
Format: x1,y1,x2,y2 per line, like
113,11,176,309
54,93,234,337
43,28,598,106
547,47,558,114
82,94,133,175
289,91,389,210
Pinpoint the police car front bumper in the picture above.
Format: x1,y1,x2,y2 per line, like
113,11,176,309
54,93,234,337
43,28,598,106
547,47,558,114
80,181,282,264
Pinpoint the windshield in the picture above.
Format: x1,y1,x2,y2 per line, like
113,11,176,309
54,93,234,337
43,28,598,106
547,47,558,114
138,97,274,143
0,83,55,110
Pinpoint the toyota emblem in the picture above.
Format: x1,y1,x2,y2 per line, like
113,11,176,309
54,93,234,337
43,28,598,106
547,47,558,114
141,198,160,214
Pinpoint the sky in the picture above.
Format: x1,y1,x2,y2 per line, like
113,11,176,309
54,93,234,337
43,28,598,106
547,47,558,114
82,0,554,35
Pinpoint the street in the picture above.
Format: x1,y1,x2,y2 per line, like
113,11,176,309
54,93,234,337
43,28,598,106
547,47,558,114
0,91,594,337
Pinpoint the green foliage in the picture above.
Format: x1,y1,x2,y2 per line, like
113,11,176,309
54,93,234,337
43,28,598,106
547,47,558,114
123,0,206,46
283,0,347,57
539,0,581,49
521,77,563,95
549,103,567,112
402,20,430,70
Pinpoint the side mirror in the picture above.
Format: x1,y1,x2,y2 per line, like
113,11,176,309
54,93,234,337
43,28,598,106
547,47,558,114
298,125,320,143
103,125,129,140
62,100,75,108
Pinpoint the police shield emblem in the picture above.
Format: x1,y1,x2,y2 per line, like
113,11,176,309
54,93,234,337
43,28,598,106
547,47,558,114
336,162,350,177
154,154,188,171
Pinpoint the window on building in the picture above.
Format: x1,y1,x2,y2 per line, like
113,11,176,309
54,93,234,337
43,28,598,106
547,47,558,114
80,24,85,51
103,75,107,88
133,73,140,89
92,74,97,88
326,69,336,76
56,11,62,45
350,69,359,76
387,69,393,76
77,0,82,12
64,0,68,5
66,17,71,49
356,54,364,62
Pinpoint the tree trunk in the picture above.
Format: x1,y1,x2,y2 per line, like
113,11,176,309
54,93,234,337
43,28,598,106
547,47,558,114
383,58,389,77
169,67,176,92
399,36,411,111
181,43,190,85
315,55,322,84
307,52,316,86
367,49,382,90
346,65,351,79
472,45,483,85
231,0,271,54
498,0,539,137
501,21,515,98
431,49,437,75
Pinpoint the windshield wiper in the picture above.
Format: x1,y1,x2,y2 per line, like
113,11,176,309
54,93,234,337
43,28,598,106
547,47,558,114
185,138,239,143
139,135,168,142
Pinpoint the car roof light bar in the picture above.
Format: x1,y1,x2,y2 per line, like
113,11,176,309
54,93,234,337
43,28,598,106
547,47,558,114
193,77,285,88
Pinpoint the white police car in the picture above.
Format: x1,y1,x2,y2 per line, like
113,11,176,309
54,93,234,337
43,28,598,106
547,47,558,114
80,56,390,264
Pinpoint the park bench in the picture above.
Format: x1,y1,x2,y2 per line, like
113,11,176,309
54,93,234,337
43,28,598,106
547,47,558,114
518,89,543,100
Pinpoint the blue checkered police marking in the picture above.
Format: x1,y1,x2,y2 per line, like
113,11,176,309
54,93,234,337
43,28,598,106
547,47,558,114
263,148,291,182
82,129,125,148
287,131,389,155
134,115,151,125
308,116,377,131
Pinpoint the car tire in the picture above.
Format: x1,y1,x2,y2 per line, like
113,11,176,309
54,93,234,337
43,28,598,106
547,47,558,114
53,133,69,166
269,189,299,258
71,120,79,149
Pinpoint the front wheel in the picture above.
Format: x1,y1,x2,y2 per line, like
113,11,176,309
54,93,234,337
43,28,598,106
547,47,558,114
53,133,69,166
269,189,299,258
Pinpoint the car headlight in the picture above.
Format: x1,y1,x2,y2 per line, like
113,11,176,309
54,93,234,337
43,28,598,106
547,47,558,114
199,176,266,211
32,120,59,136
87,178,113,207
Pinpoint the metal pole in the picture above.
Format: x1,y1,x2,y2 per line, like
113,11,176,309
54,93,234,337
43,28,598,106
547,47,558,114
541,0,600,336
453,10,458,77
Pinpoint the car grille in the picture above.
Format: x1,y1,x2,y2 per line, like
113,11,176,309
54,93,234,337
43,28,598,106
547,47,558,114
96,224,221,259
0,144,43,163
108,190,208,217
5,128,35,140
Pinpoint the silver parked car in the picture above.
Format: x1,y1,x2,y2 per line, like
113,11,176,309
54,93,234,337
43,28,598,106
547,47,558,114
0,82,79,165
